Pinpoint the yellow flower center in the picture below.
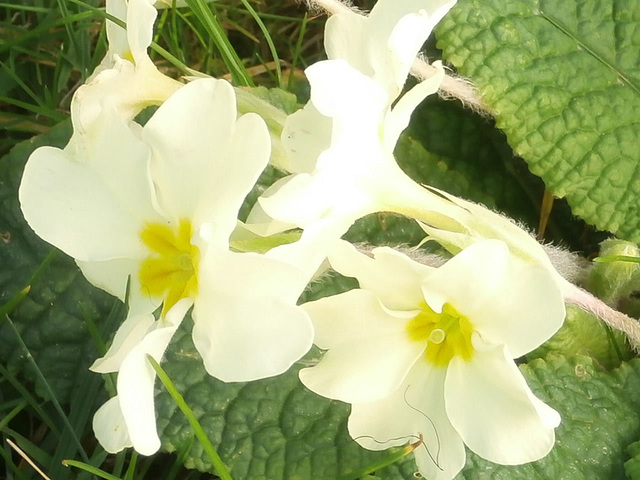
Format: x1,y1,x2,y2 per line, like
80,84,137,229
406,302,474,367
123,50,135,64
139,219,200,316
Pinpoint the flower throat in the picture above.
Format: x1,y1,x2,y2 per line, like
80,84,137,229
406,302,474,367
139,219,200,316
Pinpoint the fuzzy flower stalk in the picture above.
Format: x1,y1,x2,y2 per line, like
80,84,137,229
300,240,565,480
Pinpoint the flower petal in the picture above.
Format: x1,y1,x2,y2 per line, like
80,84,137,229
328,240,432,311
383,62,444,151
19,106,161,262
259,168,365,232
126,0,156,66
473,263,565,358
105,0,128,62
118,298,191,455
143,79,270,247
324,12,371,76
90,313,155,373
71,59,181,137
265,223,340,294
142,78,235,221
445,343,560,465
300,289,423,403
306,59,388,137
193,112,271,244
348,362,466,480
93,396,132,454
420,240,510,317
76,258,161,315
281,101,332,174
192,250,312,382
385,3,455,89
245,176,298,236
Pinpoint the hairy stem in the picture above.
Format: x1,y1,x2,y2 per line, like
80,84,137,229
563,282,640,351
304,0,492,115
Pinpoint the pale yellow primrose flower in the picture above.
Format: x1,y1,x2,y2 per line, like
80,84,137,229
280,0,457,173
19,79,314,455
71,0,181,147
300,240,564,480
259,0,462,235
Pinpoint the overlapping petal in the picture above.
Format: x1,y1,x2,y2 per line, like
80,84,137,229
445,342,560,465
76,258,162,315
300,240,564,479
19,106,161,262
472,265,565,357
117,298,192,455
90,313,155,373
349,364,466,480
125,0,156,66
193,250,313,382
93,396,132,454
420,240,511,317
328,240,432,311
301,289,423,403
143,79,236,222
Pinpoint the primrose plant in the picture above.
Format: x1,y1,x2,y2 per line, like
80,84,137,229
19,0,630,478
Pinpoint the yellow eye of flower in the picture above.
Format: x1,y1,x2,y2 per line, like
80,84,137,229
406,302,474,367
139,219,200,316
123,50,135,64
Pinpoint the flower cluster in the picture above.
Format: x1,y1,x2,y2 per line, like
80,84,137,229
18,0,568,478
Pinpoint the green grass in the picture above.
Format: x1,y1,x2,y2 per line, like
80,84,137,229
0,0,339,157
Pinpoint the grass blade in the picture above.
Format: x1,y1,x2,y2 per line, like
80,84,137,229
4,315,90,464
63,460,123,480
238,0,282,88
184,0,253,86
147,355,234,480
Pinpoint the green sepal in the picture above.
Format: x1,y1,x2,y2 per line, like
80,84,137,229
589,239,640,305
526,305,632,369
625,440,640,480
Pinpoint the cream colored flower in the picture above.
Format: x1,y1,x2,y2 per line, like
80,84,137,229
71,0,181,149
300,240,564,480
260,0,460,235
281,0,456,173
20,78,314,455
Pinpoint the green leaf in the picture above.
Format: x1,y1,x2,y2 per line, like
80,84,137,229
397,95,542,227
0,120,117,404
436,0,640,241
625,440,640,480
395,95,602,251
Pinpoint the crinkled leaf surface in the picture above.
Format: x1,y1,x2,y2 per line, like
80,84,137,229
436,0,640,241
396,95,602,252
398,96,542,227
